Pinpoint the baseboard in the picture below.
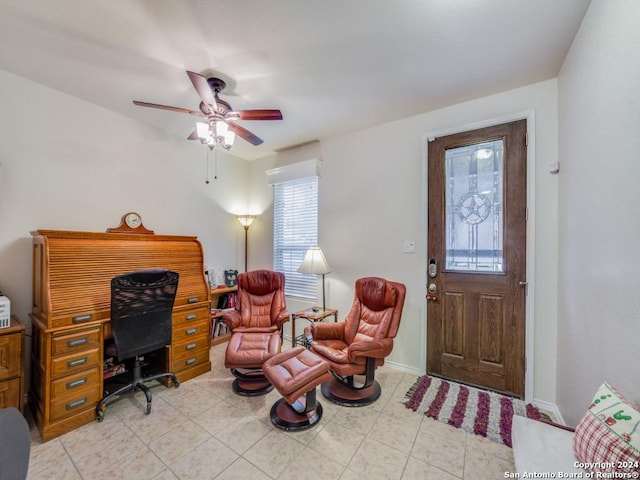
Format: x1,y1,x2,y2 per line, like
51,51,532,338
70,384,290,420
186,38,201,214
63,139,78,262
385,359,421,376
533,398,565,425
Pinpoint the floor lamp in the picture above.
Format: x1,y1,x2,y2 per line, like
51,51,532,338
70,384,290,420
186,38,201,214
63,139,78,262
297,247,332,311
236,215,256,272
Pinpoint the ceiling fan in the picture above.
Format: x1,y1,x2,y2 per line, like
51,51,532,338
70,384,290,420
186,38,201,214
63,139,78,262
133,71,283,150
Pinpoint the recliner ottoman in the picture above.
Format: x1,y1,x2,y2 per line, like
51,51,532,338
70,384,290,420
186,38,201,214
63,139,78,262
263,346,331,431
225,330,281,395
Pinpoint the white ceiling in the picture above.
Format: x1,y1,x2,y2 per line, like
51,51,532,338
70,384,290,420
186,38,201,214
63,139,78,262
0,0,590,160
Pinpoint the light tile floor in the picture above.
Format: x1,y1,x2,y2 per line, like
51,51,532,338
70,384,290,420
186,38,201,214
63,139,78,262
26,343,516,479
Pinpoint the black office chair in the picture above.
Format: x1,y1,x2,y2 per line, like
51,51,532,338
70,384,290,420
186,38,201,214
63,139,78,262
96,269,180,421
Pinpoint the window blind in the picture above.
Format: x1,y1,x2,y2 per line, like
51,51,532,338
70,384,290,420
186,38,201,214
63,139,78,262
273,176,318,299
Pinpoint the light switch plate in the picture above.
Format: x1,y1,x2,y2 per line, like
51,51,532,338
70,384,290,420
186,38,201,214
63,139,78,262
404,240,416,253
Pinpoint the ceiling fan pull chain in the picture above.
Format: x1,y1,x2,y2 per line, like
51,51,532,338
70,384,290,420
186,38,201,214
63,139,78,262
214,150,218,180
205,148,210,184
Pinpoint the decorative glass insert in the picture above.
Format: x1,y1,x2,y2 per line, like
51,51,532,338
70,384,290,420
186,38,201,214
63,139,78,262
445,140,504,272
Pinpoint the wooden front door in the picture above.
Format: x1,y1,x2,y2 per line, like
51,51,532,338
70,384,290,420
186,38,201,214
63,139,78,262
426,120,527,398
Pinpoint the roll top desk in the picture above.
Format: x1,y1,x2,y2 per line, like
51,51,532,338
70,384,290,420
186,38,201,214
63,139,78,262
30,229,211,441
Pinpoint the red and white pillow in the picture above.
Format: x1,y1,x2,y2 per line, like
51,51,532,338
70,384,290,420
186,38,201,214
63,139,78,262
573,382,640,475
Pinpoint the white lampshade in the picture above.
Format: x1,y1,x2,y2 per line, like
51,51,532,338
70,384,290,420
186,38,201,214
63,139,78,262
236,215,256,229
196,121,210,140
297,247,331,275
223,130,236,148
216,120,228,137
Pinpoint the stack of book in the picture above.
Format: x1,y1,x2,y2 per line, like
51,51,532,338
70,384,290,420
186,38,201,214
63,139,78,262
103,356,126,379
211,292,236,314
212,318,228,338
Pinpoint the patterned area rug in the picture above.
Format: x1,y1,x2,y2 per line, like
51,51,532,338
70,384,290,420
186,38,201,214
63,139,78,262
404,375,541,447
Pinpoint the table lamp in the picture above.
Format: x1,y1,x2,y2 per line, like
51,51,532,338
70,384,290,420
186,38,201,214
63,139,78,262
297,247,331,310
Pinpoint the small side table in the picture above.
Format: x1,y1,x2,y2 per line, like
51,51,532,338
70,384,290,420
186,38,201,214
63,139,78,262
0,315,25,413
291,307,338,347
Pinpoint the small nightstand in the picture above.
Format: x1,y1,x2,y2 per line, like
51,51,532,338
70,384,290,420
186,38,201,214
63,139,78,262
291,307,338,347
0,315,25,412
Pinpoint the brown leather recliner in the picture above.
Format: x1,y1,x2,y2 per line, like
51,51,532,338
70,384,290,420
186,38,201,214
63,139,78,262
308,276,406,406
222,270,290,395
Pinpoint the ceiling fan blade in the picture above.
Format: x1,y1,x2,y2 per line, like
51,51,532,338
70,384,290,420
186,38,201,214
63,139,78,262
187,130,199,140
231,109,283,121
186,71,217,114
133,100,204,117
228,121,264,146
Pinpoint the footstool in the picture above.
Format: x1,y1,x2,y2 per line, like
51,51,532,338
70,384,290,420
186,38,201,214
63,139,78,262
225,330,281,396
262,346,332,431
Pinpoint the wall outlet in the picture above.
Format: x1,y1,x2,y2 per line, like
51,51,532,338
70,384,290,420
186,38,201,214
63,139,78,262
403,240,416,253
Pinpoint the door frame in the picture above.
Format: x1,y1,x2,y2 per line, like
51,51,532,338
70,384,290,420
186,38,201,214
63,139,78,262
421,110,536,402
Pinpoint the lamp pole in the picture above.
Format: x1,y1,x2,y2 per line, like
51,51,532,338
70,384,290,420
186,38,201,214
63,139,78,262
321,273,327,311
243,225,249,272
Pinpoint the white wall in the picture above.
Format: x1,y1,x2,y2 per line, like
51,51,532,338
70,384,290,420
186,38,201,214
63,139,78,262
557,0,640,426
0,69,250,334
250,79,560,404
0,67,564,409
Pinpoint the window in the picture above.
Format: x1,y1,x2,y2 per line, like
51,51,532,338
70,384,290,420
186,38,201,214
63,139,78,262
445,140,504,272
273,176,318,298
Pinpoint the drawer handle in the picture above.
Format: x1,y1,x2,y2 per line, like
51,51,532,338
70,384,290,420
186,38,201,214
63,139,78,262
185,328,197,335
67,338,88,347
72,314,92,323
185,314,197,320
185,343,197,351
187,297,199,304
66,397,87,410
66,377,87,389
185,357,197,366
67,357,87,368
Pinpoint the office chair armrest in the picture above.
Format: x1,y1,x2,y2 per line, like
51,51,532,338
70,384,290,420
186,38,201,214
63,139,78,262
348,338,393,362
221,310,241,330
310,321,345,340
275,309,291,328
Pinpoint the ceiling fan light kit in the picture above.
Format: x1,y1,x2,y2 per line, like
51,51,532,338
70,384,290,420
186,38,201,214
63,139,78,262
133,70,282,151
195,120,236,150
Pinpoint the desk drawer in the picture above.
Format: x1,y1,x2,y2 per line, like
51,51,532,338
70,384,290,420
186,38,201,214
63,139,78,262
50,385,100,422
51,327,101,357
51,367,101,399
172,307,210,327
50,310,109,330
51,348,101,378
173,333,209,361
173,320,209,344
171,348,209,373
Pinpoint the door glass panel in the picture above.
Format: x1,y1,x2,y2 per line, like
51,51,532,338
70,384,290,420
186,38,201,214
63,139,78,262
445,140,504,272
